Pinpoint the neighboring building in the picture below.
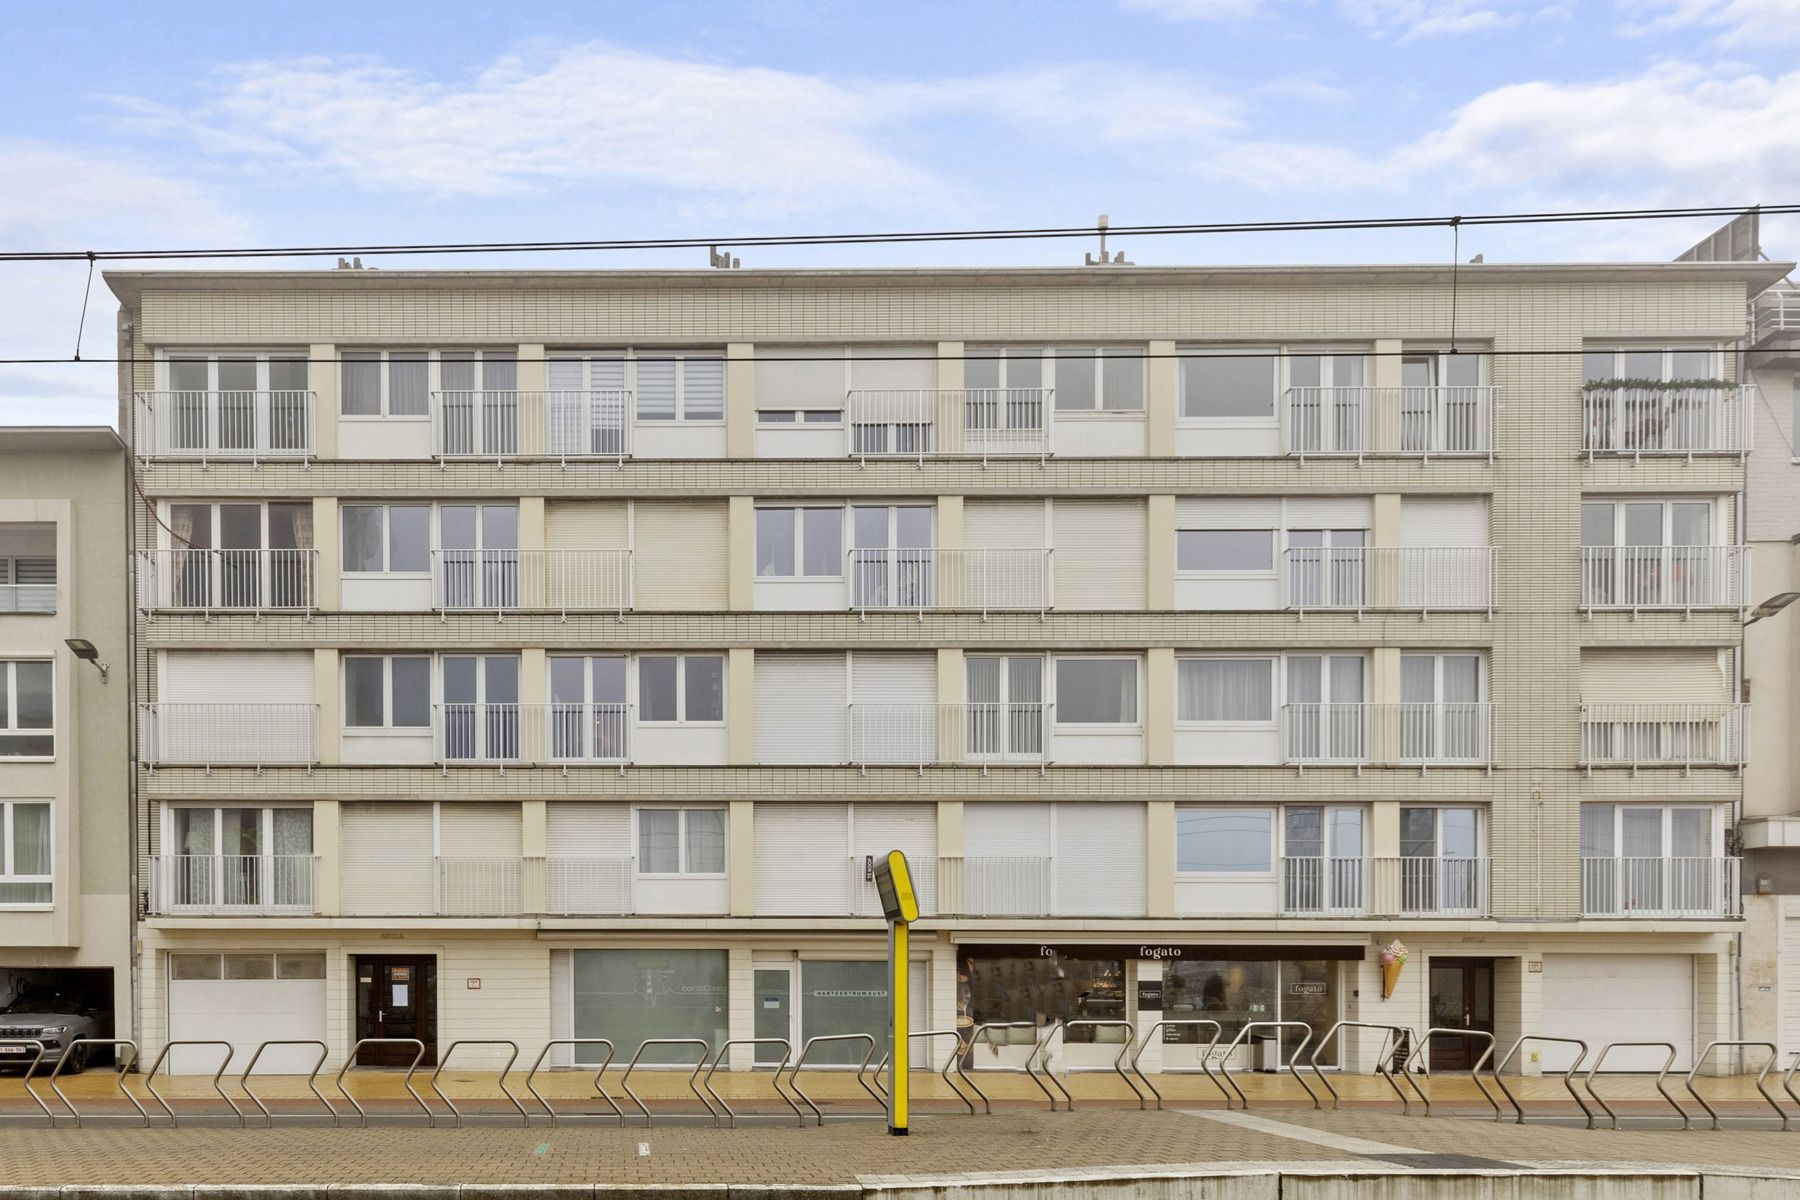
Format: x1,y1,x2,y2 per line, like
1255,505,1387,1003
0,426,132,1058
111,258,1785,1079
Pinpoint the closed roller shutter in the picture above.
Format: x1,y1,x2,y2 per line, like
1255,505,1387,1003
754,346,847,410
850,653,937,764
1055,803,1144,917
546,803,632,915
963,802,1052,918
340,803,435,916
964,802,1052,855
1783,899,1800,1058
1053,499,1146,609
1401,498,1489,545
1580,650,1731,703
633,500,728,610
849,346,935,391
755,653,848,764
1540,954,1693,1071
965,500,1048,549
547,803,630,855
438,803,521,916
160,651,313,704
1176,497,1280,528
852,803,939,915
439,803,521,855
549,949,574,1065
545,501,629,549
754,802,850,914
1284,497,1372,528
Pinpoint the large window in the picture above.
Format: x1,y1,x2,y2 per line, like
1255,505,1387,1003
959,949,1125,1043
1164,958,1341,1063
0,801,51,905
341,505,431,574
571,949,728,1064
343,656,431,729
800,960,890,1064
0,660,53,758
967,347,1143,413
638,808,726,875
1580,804,1719,915
164,354,311,453
1582,347,1719,383
551,352,724,423
165,806,313,908
341,351,428,417
1179,353,1277,419
1176,529,1274,572
549,655,628,761
1175,807,1273,873
639,655,725,724
1177,658,1274,723
166,502,315,609
755,506,843,578
1054,657,1139,724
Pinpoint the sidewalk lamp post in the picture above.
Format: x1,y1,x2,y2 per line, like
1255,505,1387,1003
872,849,920,1136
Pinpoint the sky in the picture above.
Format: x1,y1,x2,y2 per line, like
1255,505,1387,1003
3,0,1799,426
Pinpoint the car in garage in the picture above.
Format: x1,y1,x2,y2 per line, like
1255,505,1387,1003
0,984,104,1072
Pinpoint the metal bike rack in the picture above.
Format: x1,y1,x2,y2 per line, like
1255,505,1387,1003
1580,1041,1686,1130
1130,1019,1230,1110
1488,1036,1594,1127
241,1039,336,1127
1683,1040,1790,1131
49,1039,147,1128
1302,1021,1412,1112
1398,1028,1500,1119
1020,1021,1070,1110
334,1038,432,1126
5,1040,55,1125
619,1038,719,1126
426,1039,527,1127
1029,1020,1149,1111
523,1039,622,1126
701,1038,803,1127
1785,1051,1800,1115
1216,1021,1320,1110
142,1040,243,1127
785,1033,884,1125
868,1029,979,1115
951,1021,1039,1114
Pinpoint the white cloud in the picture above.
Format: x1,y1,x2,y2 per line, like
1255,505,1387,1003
1340,0,1527,42
1620,0,1800,45
1117,0,1265,19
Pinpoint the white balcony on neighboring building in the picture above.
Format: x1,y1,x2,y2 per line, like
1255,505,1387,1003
138,549,319,612
1280,703,1494,767
140,703,320,766
1278,855,1490,917
1580,383,1752,458
1283,386,1496,460
846,548,1053,615
846,702,1054,767
1578,546,1750,611
1579,704,1750,768
431,389,632,461
1282,546,1495,614
1754,284,1800,342
1580,856,1741,918
845,388,1053,461
430,549,633,614
148,854,317,915
134,390,315,462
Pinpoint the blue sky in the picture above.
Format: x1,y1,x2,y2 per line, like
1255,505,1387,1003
4,0,1799,425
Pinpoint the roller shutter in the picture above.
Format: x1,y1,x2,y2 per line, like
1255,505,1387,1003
1401,498,1489,546
1783,898,1800,1059
1053,499,1146,609
849,653,937,764
437,804,520,916
964,802,1052,855
160,651,313,704
754,346,847,410
1054,803,1145,917
1540,954,1693,1071
849,346,935,391
1580,650,1731,704
340,803,435,916
755,653,848,764
545,501,629,549
965,500,1048,549
633,500,728,610
963,802,1053,918
547,803,632,916
1284,497,1372,528
1175,498,1280,528
754,802,850,915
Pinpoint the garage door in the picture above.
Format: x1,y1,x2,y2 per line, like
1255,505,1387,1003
1782,899,1800,1059
167,951,326,1074
1540,954,1693,1072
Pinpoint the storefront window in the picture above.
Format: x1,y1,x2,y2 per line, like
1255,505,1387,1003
800,960,888,1065
1164,958,1339,1065
959,951,1127,1044
571,949,727,1065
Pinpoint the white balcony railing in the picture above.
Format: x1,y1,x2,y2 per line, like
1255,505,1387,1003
430,549,632,614
1284,386,1496,460
1580,384,1752,458
435,855,532,916
1283,546,1495,614
1579,545,1750,611
846,548,1053,615
431,390,632,461
138,549,319,612
1581,857,1741,918
1579,704,1750,767
847,702,1054,766
846,388,1053,462
134,390,315,461
545,856,635,915
431,703,632,765
1279,856,1370,915
1754,285,1800,342
1281,702,1493,767
1383,856,1489,917
139,703,320,766
940,855,1054,917
148,854,317,914
0,583,56,614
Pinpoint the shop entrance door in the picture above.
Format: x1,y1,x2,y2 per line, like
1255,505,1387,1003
353,955,437,1066
1427,957,1493,1070
752,967,793,1065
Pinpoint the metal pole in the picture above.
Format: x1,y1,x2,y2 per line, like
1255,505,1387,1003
888,919,909,1135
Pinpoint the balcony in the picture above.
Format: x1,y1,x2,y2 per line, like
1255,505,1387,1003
1284,386,1496,460
1283,546,1495,614
1581,856,1741,918
1580,382,1751,458
134,390,315,462
430,549,633,615
138,549,319,612
431,390,631,462
940,855,1055,917
1753,284,1800,344
847,702,1054,767
148,854,317,915
1579,546,1749,612
1281,703,1494,767
847,548,1053,615
545,856,635,915
1579,704,1750,768
139,703,320,766
845,388,1053,462
1279,856,1489,918
432,703,632,765
0,583,55,615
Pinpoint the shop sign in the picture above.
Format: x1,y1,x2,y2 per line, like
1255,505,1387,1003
1135,981,1165,1011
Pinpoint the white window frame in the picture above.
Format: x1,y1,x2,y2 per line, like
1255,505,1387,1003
1051,654,1142,729
755,504,846,580
1581,803,1722,859
634,806,729,879
1280,804,1368,860
0,800,52,909
1174,805,1276,877
338,349,433,420
1176,346,1281,422
1397,805,1486,859
547,654,630,705
161,351,309,396
1398,652,1487,703
636,654,726,726
0,658,55,761
971,346,1145,414
1582,346,1724,384
1580,497,1721,548
1174,654,1278,729
341,654,433,732
552,350,726,424
339,503,433,576
1174,528,1276,576
1399,349,1488,389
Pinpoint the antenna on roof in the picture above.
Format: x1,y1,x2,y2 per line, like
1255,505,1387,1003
1085,214,1133,267
709,245,740,270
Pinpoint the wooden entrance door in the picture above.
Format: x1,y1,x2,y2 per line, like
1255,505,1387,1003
353,955,437,1066
1426,957,1494,1070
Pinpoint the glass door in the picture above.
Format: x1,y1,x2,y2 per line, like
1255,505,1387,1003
218,503,264,609
753,966,794,1066
441,655,521,761
440,504,519,609
965,655,1044,760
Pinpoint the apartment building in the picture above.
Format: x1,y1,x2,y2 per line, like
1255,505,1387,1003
113,259,1784,1079
0,426,131,1062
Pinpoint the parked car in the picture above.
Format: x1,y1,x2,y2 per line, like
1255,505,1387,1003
0,985,103,1073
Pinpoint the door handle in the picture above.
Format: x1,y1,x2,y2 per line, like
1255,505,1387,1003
378,1009,385,1022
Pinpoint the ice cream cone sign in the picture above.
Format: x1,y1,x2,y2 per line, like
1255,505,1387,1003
1379,939,1408,1000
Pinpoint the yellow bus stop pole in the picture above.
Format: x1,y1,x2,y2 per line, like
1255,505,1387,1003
889,917,909,1135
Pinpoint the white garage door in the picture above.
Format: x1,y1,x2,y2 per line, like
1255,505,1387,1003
1540,954,1693,1072
167,951,326,1074
1782,899,1800,1059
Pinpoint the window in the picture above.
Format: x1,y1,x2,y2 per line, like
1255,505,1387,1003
758,409,844,424
165,806,313,908
341,505,430,573
549,655,629,760
968,346,1143,413
965,655,1046,757
164,502,315,609
343,656,431,729
1177,658,1274,722
1286,528,1367,608
1176,807,1273,873
438,504,520,609
638,808,726,874
163,354,310,452
638,655,725,723
440,654,522,760
1180,353,1276,419
1398,653,1485,761
1580,804,1719,913
1054,657,1139,724
755,506,843,578
0,542,55,614
341,351,428,417
1582,347,1720,383
0,801,51,905
572,949,728,1064
849,505,934,607
1177,529,1274,572
550,352,724,423
1398,806,1484,913
0,660,53,757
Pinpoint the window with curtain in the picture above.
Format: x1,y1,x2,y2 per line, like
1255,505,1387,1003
0,801,51,904
636,808,726,875
1175,807,1273,872
755,507,843,578
1054,658,1139,724
0,660,54,757
1177,658,1274,722
340,505,430,573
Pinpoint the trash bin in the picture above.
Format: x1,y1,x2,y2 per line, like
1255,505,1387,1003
1253,1033,1281,1073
